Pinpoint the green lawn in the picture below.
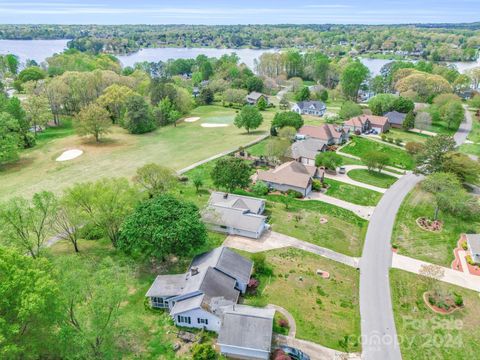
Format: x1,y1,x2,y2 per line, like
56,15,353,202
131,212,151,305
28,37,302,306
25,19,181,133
323,178,382,206
35,118,75,147
391,269,480,360
347,169,398,189
244,248,361,352
392,186,480,267
459,110,480,157
0,105,273,203
264,195,367,257
388,128,431,144
341,136,414,170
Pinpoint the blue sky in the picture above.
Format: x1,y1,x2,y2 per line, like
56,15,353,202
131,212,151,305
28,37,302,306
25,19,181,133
0,0,478,25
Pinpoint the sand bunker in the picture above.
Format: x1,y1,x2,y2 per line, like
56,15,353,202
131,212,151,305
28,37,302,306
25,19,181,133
56,149,83,162
201,123,229,128
184,117,201,123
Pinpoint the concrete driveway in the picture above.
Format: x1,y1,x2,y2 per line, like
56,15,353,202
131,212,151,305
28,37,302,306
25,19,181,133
392,253,480,292
224,231,360,268
304,192,375,220
454,105,473,146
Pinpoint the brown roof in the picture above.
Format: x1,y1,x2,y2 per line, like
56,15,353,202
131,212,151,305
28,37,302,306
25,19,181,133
344,114,389,127
298,124,343,141
256,161,316,189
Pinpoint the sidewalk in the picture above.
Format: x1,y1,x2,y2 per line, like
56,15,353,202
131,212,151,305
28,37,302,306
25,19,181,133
392,253,480,292
304,192,375,220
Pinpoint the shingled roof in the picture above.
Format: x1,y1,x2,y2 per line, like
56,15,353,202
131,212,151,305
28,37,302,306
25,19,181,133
256,161,316,189
298,124,344,142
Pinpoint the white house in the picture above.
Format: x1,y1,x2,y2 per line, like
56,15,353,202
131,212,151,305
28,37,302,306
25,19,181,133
202,192,269,239
146,247,253,331
466,234,480,264
291,101,326,117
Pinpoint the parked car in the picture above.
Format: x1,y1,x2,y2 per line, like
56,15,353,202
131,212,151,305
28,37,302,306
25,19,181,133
279,346,310,360
338,166,346,174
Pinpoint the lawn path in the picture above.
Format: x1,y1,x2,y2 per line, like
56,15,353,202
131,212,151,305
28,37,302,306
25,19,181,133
392,253,480,292
224,231,360,268
454,104,473,146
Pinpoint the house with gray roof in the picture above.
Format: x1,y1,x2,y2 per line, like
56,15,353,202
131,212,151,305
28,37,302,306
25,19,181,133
145,246,253,332
218,305,275,360
291,101,326,117
246,92,269,106
466,234,480,264
203,192,269,239
290,138,327,166
384,111,407,128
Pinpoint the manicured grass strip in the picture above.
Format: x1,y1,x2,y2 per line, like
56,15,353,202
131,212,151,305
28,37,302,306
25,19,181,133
244,248,361,352
347,169,398,189
391,269,480,360
392,186,480,267
35,118,75,147
323,178,381,206
341,137,414,170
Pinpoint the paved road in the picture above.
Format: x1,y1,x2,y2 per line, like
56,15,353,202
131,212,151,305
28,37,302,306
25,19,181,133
224,231,360,268
359,173,423,360
392,253,480,292
454,105,473,146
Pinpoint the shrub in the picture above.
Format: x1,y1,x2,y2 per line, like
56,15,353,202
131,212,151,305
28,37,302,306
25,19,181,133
278,318,289,328
461,241,468,250
381,133,387,141
312,179,322,191
394,138,402,146
248,278,259,290
286,189,303,198
191,343,217,360
405,141,424,155
387,137,394,143
252,253,273,276
316,285,326,296
252,181,269,196
466,255,475,265
454,292,464,307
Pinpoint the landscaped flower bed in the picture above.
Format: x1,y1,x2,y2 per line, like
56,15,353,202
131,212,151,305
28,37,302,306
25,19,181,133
416,217,443,232
423,291,464,314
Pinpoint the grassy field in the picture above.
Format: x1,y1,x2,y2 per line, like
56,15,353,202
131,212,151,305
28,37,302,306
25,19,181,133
392,186,480,266
459,110,480,157
265,196,367,257
341,136,414,170
391,269,480,360
0,105,274,203
323,178,382,206
244,248,361,352
347,169,398,188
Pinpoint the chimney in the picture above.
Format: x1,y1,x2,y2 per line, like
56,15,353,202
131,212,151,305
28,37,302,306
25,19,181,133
191,267,199,276
223,193,228,199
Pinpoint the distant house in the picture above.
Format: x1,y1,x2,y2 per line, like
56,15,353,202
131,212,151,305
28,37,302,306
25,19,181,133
343,114,390,134
466,234,480,264
291,101,326,117
202,192,269,239
297,124,348,145
146,246,253,331
384,111,407,129
146,248,275,359
290,138,327,166
192,87,200,97
218,305,275,360
246,92,269,106
256,161,319,197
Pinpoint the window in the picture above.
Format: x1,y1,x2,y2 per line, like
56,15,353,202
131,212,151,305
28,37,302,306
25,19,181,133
177,315,191,324
151,297,166,308
197,318,209,325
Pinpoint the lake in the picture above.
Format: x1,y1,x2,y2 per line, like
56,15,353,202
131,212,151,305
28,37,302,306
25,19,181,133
116,47,277,69
0,39,69,65
0,39,478,75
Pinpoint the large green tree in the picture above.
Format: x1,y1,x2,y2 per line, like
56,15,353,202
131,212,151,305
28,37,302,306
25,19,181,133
211,157,251,192
0,112,21,166
0,247,60,358
234,105,263,133
415,135,456,174
133,163,177,197
123,94,156,134
340,61,369,101
76,103,112,142
118,194,207,260
271,111,304,133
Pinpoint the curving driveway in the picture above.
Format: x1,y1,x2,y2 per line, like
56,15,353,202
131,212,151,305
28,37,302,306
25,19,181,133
359,173,423,360
454,105,473,146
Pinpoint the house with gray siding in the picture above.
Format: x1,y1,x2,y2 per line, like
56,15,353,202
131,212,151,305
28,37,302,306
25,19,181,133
290,138,328,166
466,234,480,264
202,192,269,239
291,101,326,116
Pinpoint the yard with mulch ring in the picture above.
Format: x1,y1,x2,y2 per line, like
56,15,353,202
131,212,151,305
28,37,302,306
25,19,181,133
391,269,480,360
347,169,398,189
423,291,464,315
341,136,414,170
242,248,361,352
392,186,480,267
